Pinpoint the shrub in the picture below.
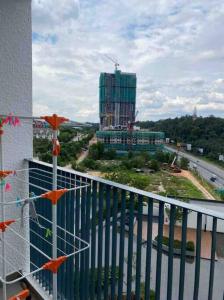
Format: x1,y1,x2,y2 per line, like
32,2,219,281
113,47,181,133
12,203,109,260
82,158,99,170
180,157,189,170
155,236,195,252
149,159,160,171
186,241,195,252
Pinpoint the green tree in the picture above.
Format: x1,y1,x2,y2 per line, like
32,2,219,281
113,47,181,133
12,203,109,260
149,159,160,171
89,142,104,160
180,157,189,170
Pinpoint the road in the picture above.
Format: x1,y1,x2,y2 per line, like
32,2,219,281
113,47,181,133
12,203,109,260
165,145,224,189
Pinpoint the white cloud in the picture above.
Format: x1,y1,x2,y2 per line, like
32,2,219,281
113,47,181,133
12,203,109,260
32,0,224,122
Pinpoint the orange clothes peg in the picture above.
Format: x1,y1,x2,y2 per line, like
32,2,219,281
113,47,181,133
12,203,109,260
0,220,16,232
41,114,69,130
8,289,30,300
42,256,67,273
0,124,3,135
52,139,61,156
41,189,68,205
0,170,13,180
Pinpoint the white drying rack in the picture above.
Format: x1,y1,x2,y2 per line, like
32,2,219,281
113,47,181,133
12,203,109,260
0,114,90,300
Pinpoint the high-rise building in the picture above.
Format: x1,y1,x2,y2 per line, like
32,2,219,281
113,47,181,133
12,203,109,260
99,70,136,129
97,68,164,153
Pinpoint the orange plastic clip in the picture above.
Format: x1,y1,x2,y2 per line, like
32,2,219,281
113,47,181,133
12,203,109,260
42,256,67,273
52,139,61,156
0,125,3,136
0,170,13,180
41,114,69,130
0,220,16,232
41,189,68,205
8,289,30,300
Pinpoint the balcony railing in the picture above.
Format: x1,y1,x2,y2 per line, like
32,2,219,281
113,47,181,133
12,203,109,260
29,159,224,300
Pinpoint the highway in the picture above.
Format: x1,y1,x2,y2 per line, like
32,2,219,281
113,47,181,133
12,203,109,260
165,146,224,189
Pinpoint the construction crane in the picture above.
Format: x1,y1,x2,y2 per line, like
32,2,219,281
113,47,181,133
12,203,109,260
127,110,139,131
104,54,120,71
170,144,181,173
127,110,139,151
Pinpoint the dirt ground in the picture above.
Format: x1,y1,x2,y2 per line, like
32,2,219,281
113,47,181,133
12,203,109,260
172,170,215,200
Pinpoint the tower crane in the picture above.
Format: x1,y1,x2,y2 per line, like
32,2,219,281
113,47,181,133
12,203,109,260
104,54,120,71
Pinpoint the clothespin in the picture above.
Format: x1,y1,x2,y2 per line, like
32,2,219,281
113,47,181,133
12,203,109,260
0,179,5,187
13,116,21,127
5,182,12,192
16,197,22,207
29,192,36,198
45,228,52,238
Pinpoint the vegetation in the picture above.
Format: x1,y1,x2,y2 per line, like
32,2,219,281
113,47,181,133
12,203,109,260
76,145,204,199
180,157,189,170
34,127,94,167
137,115,224,164
154,236,195,252
105,170,204,199
191,170,222,200
165,201,190,225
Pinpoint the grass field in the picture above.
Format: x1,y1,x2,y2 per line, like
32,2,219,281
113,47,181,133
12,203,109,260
105,170,204,199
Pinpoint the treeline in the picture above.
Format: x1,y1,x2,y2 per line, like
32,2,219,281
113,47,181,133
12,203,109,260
137,116,224,161
34,127,94,167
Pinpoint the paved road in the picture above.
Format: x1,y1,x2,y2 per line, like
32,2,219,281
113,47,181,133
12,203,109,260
165,146,224,189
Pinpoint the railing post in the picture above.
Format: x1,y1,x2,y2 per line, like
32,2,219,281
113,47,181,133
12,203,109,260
167,205,175,300
135,194,143,300
178,208,188,300
111,187,118,299
208,217,217,300
127,193,135,299
97,183,104,300
193,212,202,300
90,181,97,300
118,190,126,300
155,202,164,300
104,185,111,299
145,198,153,300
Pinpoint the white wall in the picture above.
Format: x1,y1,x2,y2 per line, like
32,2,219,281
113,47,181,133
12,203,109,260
0,0,32,276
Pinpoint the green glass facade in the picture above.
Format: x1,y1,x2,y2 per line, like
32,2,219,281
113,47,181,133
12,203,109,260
99,70,136,128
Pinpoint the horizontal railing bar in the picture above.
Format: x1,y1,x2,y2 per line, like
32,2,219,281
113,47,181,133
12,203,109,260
30,159,224,220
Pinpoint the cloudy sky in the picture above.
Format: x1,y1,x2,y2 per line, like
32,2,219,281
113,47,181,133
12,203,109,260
32,0,224,122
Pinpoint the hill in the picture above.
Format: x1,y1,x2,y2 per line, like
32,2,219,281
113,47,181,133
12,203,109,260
137,116,224,162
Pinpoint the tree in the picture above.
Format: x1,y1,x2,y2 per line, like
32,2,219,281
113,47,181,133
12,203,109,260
104,149,116,160
89,142,104,160
149,159,160,171
82,158,99,170
165,205,183,225
137,115,224,164
180,157,189,170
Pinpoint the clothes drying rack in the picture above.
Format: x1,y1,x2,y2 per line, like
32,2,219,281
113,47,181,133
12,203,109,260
0,114,89,300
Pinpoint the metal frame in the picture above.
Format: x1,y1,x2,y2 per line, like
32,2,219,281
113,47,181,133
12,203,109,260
0,115,90,300
31,159,224,300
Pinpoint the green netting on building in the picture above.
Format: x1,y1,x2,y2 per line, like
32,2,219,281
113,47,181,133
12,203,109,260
99,70,136,104
99,70,137,128
96,130,165,153
96,130,165,139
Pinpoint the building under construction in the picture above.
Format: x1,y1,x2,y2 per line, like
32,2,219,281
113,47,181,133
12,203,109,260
96,130,165,152
97,67,164,153
99,70,136,129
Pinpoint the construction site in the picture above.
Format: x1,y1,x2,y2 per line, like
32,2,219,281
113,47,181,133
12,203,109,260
97,58,164,153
